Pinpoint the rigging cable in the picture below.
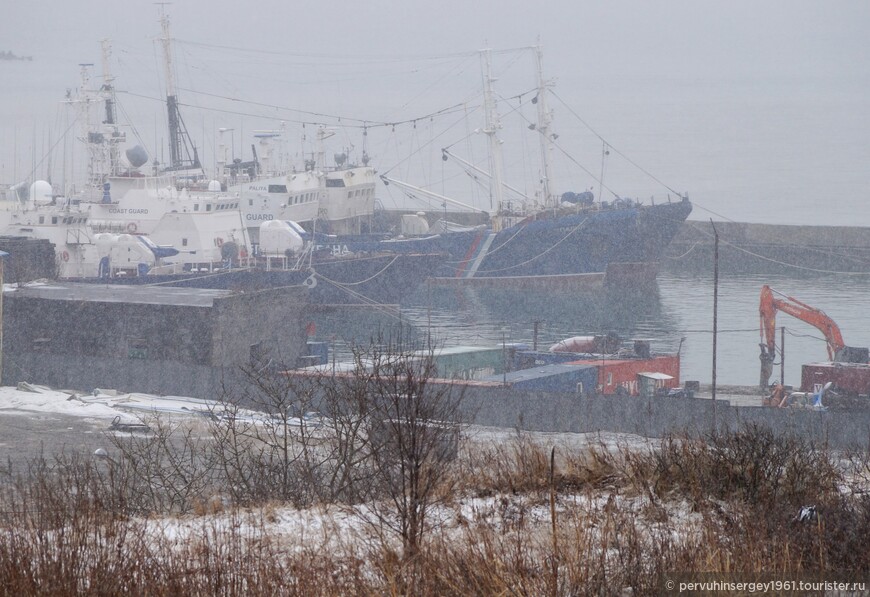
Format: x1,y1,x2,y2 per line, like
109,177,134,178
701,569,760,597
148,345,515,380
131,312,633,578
550,89,683,198
468,216,591,275
676,219,870,275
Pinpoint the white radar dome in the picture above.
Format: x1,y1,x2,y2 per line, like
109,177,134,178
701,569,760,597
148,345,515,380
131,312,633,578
29,180,53,205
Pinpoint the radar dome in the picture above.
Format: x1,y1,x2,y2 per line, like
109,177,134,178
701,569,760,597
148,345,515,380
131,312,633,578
125,145,149,168
29,180,53,205
207,180,221,192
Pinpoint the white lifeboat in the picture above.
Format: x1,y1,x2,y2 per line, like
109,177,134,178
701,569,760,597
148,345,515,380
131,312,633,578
548,336,598,353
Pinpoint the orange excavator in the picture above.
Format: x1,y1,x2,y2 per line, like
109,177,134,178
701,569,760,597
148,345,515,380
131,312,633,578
759,285,846,388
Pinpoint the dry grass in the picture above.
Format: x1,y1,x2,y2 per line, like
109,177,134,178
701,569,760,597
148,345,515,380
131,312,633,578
0,424,867,595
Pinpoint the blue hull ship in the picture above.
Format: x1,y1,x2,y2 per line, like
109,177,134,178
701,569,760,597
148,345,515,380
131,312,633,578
322,197,692,286
71,252,445,305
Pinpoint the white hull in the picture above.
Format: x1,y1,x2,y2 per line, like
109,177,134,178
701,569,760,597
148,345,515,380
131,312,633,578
227,170,322,242
77,175,249,267
0,200,163,278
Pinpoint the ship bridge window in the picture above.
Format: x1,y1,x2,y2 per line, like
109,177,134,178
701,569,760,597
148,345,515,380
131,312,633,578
206,204,212,212
51,217,58,224
268,184,288,193
39,216,44,224
325,179,345,188
194,203,199,211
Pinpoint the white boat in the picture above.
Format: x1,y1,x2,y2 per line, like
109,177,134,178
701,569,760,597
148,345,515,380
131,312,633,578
55,35,249,272
223,126,378,242
0,180,176,278
80,176,248,269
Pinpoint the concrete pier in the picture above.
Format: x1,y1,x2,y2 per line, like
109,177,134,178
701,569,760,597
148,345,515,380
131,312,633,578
662,220,870,274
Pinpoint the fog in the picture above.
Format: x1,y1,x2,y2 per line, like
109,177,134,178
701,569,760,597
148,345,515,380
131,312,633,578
2,0,869,224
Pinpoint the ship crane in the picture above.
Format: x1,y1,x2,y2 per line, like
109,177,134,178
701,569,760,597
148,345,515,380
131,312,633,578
759,284,846,387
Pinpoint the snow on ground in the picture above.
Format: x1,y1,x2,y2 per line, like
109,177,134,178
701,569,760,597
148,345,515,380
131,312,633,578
465,424,657,453
0,384,219,421
143,487,708,561
0,384,138,421
0,385,270,424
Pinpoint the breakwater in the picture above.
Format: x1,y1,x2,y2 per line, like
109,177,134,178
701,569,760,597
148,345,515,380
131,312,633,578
662,220,870,275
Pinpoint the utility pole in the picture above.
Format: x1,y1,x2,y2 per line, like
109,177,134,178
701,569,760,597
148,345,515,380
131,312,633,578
502,325,508,387
779,326,785,388
711,220,719,431
533,320,540,352
0,253,4,384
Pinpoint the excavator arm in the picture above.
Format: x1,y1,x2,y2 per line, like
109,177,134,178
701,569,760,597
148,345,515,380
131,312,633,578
759,285,846,387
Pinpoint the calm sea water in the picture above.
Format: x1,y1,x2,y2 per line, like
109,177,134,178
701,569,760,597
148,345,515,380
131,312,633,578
310,271,870,388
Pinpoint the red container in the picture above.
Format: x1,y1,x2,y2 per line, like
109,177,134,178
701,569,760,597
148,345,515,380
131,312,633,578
801,362,870,395
567,355,680,396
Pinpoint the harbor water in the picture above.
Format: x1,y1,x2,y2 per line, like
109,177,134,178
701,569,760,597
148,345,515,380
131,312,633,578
310,270,870,389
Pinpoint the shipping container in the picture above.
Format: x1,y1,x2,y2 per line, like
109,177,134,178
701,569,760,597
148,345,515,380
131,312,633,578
427,345,508,380
512,350,590,371
801,362,870,395
568,355,680,396
481,363,598,394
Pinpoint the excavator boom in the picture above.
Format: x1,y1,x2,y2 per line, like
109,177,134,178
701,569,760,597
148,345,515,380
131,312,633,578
759,285,846,387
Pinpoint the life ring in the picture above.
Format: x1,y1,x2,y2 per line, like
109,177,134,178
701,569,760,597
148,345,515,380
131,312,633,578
216,237,224,247
61,250,69,262
126,222,137,233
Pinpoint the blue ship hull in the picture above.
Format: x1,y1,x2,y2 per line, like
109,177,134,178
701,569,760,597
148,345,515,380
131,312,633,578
68,253,444,305
324,198,692,284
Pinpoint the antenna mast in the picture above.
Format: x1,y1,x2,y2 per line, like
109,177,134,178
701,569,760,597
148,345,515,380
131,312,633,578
481,49,505,214
158,7,202,173
99,39,124,176
533,44,555,208
73,62,103,191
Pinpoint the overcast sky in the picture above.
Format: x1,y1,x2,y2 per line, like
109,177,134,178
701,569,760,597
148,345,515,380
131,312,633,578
5,0,868,78
2,1,868,224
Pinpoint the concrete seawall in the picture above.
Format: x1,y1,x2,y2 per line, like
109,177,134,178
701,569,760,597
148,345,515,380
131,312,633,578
460,386,870,450
663,220,870,274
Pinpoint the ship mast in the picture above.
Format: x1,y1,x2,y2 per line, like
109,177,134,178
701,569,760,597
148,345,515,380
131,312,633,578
99,39,124,177
532,45,555,209
158,9,201,174
480,49,505,214
74,62,98,190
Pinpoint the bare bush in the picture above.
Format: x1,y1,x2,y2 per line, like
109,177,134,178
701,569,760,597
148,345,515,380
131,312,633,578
105,415,214,514
350,336,465,562
619,423,842,509
206,368,326,507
